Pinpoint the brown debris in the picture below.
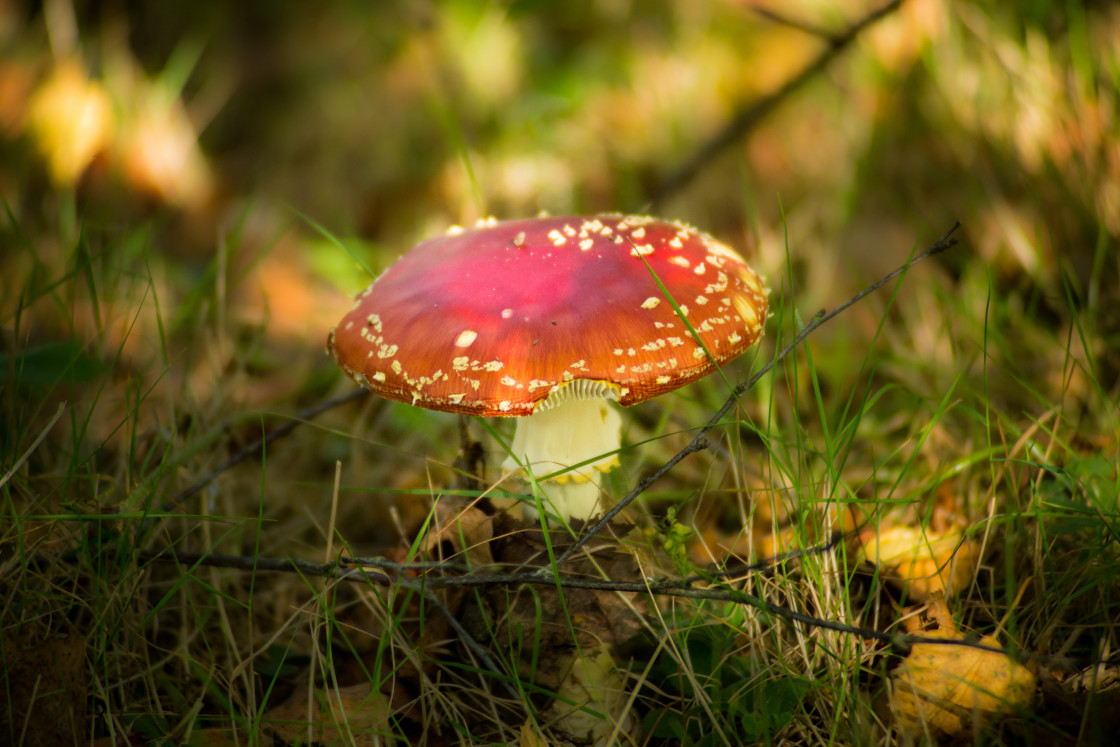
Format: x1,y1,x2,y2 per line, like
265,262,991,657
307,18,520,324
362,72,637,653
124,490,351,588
0,630,89,746
339,503,650,739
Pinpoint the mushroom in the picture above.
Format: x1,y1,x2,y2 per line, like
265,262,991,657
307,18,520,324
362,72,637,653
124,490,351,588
327,214,768,521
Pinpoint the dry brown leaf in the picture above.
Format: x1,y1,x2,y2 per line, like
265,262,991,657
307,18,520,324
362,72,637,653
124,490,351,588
417,511,649,685
1035,665,1120,739
860,524,978,599
484,516,648,691
885,597,1036,739
171,727,245,747
4,517,80,555
422,503,498,569
262,681,390,746
362,511,650,739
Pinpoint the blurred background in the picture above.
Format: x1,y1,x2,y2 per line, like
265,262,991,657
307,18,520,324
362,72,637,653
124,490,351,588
3,0,1118,538
2,0,1119,742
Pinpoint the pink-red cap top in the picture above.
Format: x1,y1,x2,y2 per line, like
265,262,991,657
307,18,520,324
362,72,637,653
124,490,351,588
328,214,768,416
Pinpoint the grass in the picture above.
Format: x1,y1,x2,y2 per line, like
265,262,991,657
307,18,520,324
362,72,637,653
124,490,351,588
3,1,1120,745
10,212,1115,745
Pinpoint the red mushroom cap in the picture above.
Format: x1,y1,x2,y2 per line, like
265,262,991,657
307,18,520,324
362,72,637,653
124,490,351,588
327,214,768,416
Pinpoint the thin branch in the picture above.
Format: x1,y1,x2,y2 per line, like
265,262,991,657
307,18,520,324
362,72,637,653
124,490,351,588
140,532,842,584
138,548,394,585
747,5,842,41
551,223,961,569
681,529,844,584
649,0,905,207
138,547,523,701
137,545,1021,658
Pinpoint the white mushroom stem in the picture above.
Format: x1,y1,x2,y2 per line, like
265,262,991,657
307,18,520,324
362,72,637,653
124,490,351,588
535,480,605,523
501,387,622,520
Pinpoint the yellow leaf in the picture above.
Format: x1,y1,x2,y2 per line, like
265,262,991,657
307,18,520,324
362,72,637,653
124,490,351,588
860,524,977,599
887,598,1035,739
519,720,551,747
551,648,635,746
25,60,113,186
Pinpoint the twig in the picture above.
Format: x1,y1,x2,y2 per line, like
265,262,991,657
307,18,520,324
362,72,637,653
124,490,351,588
138,548,394,585
683,529,845,584
136,544,1018,658
138,547,523,700
649,0,905,207
139,532,841,584
550,223,961,569
747,5,841,41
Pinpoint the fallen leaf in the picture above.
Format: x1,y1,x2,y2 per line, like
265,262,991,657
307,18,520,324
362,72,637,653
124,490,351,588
25,59,113,186
349,510,653,740
860,523,978,599
550,647,636,746
1033,665,1120,741
112,65,214,212
261,681,390,745
422,503,498,569
519,719,551,746
884,597,1036,739
172,727,243,747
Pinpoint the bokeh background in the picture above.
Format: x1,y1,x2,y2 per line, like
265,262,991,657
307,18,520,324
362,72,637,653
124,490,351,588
2,0,1119,742
3,0,1116,537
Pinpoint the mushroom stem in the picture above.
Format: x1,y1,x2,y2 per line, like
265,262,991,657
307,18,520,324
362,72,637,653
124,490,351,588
501,393,622,520
538,480,604,522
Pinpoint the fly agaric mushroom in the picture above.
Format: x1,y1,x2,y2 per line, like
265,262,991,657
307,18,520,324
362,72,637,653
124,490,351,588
327,214,768,520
